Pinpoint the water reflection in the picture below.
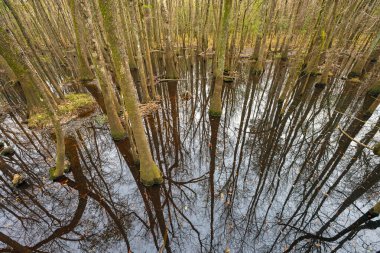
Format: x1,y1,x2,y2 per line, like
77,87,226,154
0,57,379,252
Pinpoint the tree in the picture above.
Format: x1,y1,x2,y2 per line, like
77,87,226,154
209,0,232,117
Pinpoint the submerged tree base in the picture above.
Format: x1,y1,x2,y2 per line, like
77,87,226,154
367,85,380,98
111,132,128,141
347,71,362,79
0,147,15,157
49,167,65,182
314,82,327,89
223,76,235,83
209,110,222,117
49,161,71,181
12,173,27,188
373,143,380,156
140,163,163,186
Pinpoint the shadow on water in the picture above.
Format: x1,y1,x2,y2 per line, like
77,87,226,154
0,56,380,252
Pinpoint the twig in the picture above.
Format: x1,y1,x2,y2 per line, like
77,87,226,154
337,125,373,150
158,79,187,82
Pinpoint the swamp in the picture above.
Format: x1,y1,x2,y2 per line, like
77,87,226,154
0,0,380,252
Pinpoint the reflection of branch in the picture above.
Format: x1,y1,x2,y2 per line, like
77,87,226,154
335,110,380,128
0,232,33,253
284,201,380,253
337,125,372,150
164,172,209,185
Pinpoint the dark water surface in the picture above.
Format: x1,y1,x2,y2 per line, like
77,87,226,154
0,57,379,253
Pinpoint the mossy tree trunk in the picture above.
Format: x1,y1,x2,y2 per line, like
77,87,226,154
76,0,126,141
128,1,151,103
348,31,380,78
0,55,42,115
209,0,232,117
96,0,162,186
68,0,94,84
161,0,178,79
136,2,157,98
0,26,65,180
3,0,65,100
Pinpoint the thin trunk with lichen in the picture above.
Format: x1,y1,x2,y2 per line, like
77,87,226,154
68,0,94,83
161,0,178,79
348,31,380,78
209,0,232,117
128,1,151,103
0,54,42,115
77,0,126,141
136,2,157,98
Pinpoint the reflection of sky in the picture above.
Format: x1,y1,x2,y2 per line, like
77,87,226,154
0,58,379,252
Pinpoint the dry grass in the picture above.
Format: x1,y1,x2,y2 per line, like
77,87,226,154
138,101,161,117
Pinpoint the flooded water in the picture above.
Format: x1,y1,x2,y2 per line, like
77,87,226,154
1,56,379,253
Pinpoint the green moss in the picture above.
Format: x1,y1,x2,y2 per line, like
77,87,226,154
111,131,127,141
373,143,380,156
28,113,50,128
209,110,222,117
60,93,95,114
348,77,361,84
348,71,362,79
95,114,108,125
140,163,163,186
367,85,380,98
49,167,58,181
223,76,235,82
274,53,282,59
63,160,71,174
28,93,96,128
309,71,321,77
373,201,380,214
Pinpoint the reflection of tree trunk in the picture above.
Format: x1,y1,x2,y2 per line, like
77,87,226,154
285,200,380,253
29,136,88,251
0,26,65,180
114,138,160,250
65,135,131,250
208,115,220,251
0,158,60,223
318,163,380,234
280,79,380,235
227,72,258,209
167,81,180,165
279,78,359,215
0,232,32,253
146,185,172,253
306,117,380,226
9,112,48,164
0,136,88,252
